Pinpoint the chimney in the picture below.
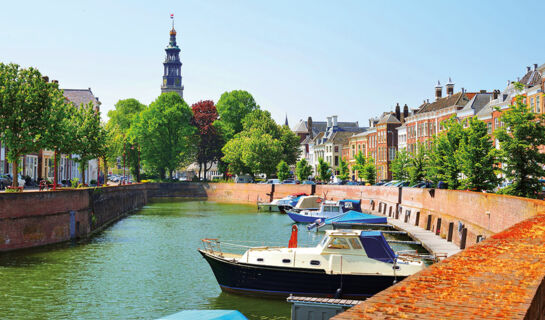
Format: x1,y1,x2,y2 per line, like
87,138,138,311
446,77,454,96
403,104,409,118
527,66,531,72
427,99,430,103
507,80,510,86
395,103,401,120
332,115,338,127
42,76,49,82
52,80,58,84
435,80,442,100
535,64,538,71
461,87,465,93
493,90,499,100
307,116,313,138
327,116,332,128
480,89,487,93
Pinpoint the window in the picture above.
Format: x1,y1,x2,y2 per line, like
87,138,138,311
334,156,338,166
310,260,321,265
537,96,541,113
327,237,350,249
494,118,499,129
487,122,492,134
320,236,329,247
334,146,339,153
348,238,362,249
389,147,396,161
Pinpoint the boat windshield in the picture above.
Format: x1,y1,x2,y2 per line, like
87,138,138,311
324,206,340,212
319,235,329,247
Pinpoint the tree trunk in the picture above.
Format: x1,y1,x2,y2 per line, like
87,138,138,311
81,161,86,186
198,162,202,180
12,158,18,187
169,169,173,180
54,150,58,190
104,158,108,185
97,158,100,187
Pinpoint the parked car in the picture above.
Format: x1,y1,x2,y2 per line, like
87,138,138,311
346,181,359,186
383,180,398,186
282,179,296,184
392,181,410,187
235,175,253,183
265,179,281,184
410,181,435,188
301,180,315,185
0,174,12,190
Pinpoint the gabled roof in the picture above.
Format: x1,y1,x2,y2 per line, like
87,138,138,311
520,68,542,87
329,131,361,145
460,93,493,114
377,113,401,125
63,89,100,108
417,92,469,114
293,120,360,134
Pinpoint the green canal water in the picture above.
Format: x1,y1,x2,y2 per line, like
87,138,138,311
0,200,426,320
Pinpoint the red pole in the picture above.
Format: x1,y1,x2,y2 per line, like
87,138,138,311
53,150,58,190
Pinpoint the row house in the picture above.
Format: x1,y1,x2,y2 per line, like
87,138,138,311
0,87,101,185
293,115,365,176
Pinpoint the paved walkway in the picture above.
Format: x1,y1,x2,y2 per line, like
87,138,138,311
387,218,461,259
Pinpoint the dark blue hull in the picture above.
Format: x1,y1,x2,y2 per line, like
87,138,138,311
286,211,325,223
199,250,404,299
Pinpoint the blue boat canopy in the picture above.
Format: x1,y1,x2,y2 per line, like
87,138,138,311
324,210,387,225
338,199,362,212
359,231,396,264
157,310,247,320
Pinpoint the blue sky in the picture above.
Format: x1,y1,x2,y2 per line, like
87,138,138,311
1,0,544,126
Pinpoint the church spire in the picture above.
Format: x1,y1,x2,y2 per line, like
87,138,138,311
161,14,184,98
284,113,289,127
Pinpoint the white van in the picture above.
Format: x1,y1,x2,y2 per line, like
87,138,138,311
235,175,254,183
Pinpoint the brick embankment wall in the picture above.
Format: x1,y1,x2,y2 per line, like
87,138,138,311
145,182,208,198
333,214,545,320
0,184,148,252
203,183,272,203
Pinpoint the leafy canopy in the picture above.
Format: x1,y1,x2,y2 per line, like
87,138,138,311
295,158,313,181
337,158,350,181
390,149,411,181
276,160,290,181
495,86,545,198
131,92,197,179
317,158,331,182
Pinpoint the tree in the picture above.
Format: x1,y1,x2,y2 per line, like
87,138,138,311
352,151,366,181
277,160,290,181
457,117,499,191
0,63,55,187
221,109,299,178
317,158,331,182
41,84,79,188
427,116,465,189
106,98,146,181
363,157,376,185
131,92,197,179
295,158,313,181
495,86,545,198
72,102,107,185
337,158,350,181
409,144,428,185
390,149,411,181
192,100,224,180
216,90,259,140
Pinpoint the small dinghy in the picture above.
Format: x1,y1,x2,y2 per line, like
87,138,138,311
307,210,388,230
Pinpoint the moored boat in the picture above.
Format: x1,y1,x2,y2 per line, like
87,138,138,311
286,198,362,223
198,230,426,299
257,193,307,213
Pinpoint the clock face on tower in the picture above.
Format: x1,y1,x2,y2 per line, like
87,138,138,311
163,79,167,86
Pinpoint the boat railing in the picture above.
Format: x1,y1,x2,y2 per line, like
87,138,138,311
201,238,285,257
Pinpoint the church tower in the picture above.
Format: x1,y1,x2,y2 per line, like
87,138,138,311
161,15,184,98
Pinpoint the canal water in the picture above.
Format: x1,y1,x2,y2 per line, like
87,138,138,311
0,200,426,320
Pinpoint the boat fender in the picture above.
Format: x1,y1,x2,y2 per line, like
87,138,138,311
334,288,342,299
